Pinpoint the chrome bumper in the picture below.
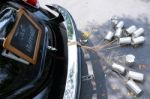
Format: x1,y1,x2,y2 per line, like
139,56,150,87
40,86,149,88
53,4,81,99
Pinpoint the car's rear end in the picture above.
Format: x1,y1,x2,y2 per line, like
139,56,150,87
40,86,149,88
0,0,81,99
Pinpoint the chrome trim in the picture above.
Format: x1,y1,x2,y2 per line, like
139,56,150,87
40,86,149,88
52,4,79,99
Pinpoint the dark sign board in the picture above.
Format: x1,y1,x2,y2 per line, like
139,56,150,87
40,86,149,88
3,9,42,64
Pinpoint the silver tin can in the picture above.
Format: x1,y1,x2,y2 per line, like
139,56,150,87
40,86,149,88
105,31,114,41
125,54,135,66
126,79,142,95
119,37,131,45
116,21,124,29
111,20,118,27
126,25,137,35
115,28,122,38
112,63,126,74
131,36,145,45
111,16,119,28
133,28,144,38
127,71,144,82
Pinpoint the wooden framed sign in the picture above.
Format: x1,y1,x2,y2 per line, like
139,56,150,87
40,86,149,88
3,9,42,64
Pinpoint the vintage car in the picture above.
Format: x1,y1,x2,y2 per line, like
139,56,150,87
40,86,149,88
0,0,81,99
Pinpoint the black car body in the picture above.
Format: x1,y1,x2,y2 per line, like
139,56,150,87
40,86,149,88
0,1,81,99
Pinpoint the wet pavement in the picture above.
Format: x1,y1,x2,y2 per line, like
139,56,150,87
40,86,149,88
40,0,150,99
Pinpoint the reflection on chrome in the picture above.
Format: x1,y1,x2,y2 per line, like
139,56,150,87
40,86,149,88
53,5,79,99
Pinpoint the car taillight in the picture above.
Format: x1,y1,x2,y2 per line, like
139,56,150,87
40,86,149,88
26,0,37,6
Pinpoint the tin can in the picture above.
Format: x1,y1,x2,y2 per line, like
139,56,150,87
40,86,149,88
111,16,119,28
126,79,142,95
131,36,145,45
125,54,135,66
127,71,144,82
111,20,118,26
115,28,122,38
105,31,114,41
119,37,131,45
133,28,144,38
126,25,137,35
116,21,124,29
112,63,126,74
